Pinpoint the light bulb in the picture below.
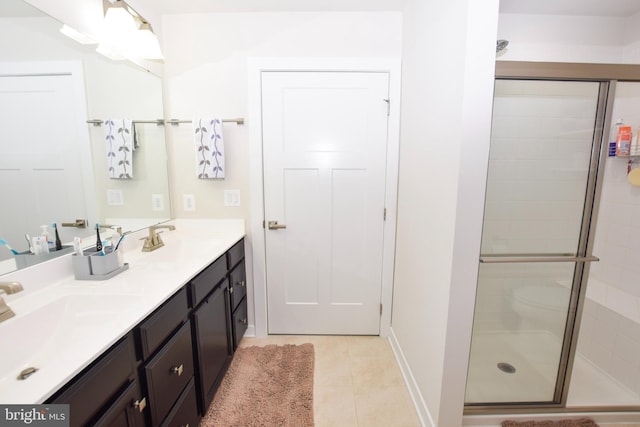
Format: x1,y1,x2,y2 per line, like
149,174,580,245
133,24,164,59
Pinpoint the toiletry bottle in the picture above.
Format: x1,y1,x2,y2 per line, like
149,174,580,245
53,223,62,251
615,119,632,157
610,119,624,157
40,225,53,251
95,224,102,252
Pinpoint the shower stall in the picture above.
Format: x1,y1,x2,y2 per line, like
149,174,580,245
465,62,640,415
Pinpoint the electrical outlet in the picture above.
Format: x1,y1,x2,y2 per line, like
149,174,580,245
107,189,124,206
151,194,164,211
183,194,196,211
224,189,241,206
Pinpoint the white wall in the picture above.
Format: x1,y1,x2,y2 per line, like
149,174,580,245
576,82,640,398
393,0,498,425
162,11,401,218
161,10,402,333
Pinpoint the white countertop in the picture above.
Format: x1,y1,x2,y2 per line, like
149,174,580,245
0,219,245,404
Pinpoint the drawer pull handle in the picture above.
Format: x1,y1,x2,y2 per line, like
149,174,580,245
229,286,234,294
240,317,247,325
134,397,147,413
171,364,184,376
238,280,245,288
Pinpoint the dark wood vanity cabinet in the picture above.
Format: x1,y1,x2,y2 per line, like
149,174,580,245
228,240,247,350
46,237,247,427
191,279,232,414
47,333,146,427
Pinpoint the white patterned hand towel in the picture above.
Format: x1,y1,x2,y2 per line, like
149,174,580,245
104,119,134,179
193,118,225,179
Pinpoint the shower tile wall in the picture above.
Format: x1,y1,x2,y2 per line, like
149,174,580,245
475,80,595,333
576,299,640,397
575,82,640,400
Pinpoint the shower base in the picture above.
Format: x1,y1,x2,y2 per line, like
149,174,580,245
465,330,640,406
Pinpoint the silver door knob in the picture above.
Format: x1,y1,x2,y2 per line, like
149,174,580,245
268,220,287,230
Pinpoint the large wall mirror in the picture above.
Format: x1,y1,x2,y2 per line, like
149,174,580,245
0,0,171,274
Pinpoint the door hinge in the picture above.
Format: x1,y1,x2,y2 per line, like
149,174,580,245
262,220,265,229
383,208,387,221
383,99,390,116
380,303,383,316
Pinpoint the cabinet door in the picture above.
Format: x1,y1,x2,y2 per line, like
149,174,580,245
192,281,232,414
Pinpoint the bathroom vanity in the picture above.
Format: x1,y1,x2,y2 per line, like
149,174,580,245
0,219,247,427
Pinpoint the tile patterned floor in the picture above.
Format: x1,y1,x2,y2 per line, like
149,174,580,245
237,335,640,427
238,335,422,427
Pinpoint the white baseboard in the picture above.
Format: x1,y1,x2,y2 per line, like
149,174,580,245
243,324,256,338
388,327,434,427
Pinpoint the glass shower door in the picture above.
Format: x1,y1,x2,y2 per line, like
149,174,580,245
465,79,604,405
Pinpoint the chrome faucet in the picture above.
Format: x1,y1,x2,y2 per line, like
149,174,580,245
0,282,23,295
142,224,176,252
100,225,123,235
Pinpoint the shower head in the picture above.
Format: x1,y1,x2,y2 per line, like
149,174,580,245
496,39,509,53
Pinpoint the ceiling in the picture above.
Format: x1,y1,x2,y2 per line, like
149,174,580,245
135,0,408,14
137,0,640,16
4,0,640,21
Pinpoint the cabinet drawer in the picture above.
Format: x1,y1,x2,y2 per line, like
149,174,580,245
93,380,146,427
145,320,194,426
232,298,248,350
48,334,136,427
189,256,226,308
226,238,244,270
138,288,188,360
160,378,199,427
229,260,246,312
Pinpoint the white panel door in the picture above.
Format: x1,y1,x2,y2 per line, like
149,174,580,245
262,71,390,335
0,73,90,260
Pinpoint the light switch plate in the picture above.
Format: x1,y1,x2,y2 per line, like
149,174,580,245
107,189,124,206
224,190,241,206
183,194,196,211
151,194,164,211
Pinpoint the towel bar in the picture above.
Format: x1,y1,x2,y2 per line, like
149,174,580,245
86,118,245,126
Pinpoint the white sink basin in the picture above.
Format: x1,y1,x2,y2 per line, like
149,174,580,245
0,293,142,387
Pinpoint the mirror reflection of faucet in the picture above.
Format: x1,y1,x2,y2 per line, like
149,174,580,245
0,281,23,295
0,297,15,323
141,225,176,252
0,282,22,323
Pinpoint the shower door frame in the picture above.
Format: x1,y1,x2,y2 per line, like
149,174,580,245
465,61,640,415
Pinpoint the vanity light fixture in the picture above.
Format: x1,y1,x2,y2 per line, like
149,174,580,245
96,43,127,61
99,0,164,61
103,0,137,35
132,22,164,60
60,25,97,45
